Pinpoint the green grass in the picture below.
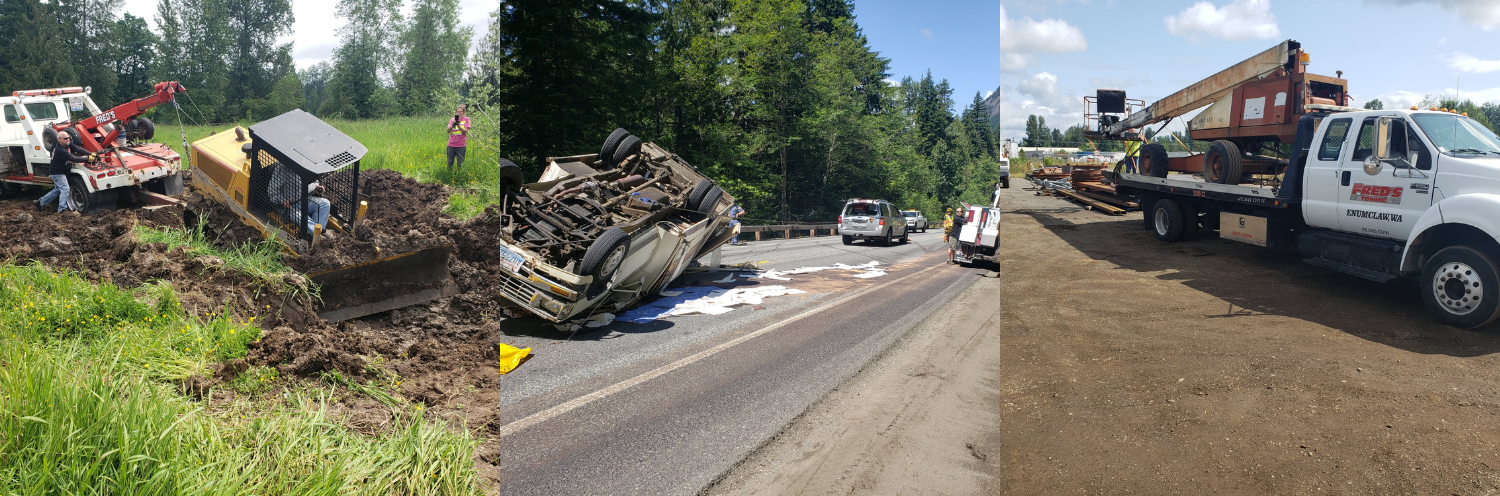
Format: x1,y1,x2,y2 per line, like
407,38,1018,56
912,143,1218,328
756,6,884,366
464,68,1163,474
133,216,305,293
167,116,507,221
0,262,480,494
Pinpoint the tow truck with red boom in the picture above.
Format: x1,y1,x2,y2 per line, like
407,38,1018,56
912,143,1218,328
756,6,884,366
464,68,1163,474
0,82,187,212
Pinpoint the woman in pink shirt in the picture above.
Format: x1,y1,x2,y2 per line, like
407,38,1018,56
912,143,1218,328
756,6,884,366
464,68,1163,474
446,104,470,171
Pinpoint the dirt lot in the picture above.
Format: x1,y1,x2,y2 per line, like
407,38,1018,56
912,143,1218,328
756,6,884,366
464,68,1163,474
1001,184,1500,493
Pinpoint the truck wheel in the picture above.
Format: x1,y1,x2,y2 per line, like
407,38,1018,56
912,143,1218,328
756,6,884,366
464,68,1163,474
66,175,100,213
881,229,893,246
499,158,524,191
686,180,714,211
901,229,910,244
1421,246,1500,329
1180,201,1200,241
1203,140,1243,185
581,228,631,298
610,135,643,169
842,235,853,245
1151,199,1186,242
599,128,629,166
135,117,156,140
1141,144,1169,178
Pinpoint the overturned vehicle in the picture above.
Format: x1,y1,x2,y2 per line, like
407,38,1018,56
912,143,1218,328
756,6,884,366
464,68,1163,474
495,129,738,322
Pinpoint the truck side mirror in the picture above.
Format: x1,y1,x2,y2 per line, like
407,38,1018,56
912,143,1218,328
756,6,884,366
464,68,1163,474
1374,117,1392,161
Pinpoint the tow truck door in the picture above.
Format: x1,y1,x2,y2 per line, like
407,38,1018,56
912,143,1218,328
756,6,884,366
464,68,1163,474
1334,115,1427,239
1302,115,1353,229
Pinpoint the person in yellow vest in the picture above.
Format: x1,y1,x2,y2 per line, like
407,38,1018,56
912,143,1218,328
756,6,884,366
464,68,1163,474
942,208,954,243
1124,140,1141,174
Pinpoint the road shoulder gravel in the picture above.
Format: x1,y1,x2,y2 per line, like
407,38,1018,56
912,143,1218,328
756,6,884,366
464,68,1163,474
706,266,1000,495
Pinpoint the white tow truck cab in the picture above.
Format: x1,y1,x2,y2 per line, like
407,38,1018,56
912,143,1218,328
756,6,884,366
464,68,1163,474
1118,107,1500,328
0,85,185,212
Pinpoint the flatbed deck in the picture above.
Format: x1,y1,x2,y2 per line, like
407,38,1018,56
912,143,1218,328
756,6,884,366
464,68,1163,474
1115,172,1296,209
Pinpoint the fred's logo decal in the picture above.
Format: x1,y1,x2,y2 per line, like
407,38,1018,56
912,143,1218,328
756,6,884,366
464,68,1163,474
1350,183,1402,205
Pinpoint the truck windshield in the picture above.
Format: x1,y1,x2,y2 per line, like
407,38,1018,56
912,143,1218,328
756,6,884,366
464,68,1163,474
1411,113,1500,157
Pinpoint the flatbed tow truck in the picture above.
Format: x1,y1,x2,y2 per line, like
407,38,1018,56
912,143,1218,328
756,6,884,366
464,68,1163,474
1086,40,1500,328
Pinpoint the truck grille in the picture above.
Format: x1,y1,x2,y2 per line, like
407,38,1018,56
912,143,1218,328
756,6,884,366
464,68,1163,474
495,269,559,320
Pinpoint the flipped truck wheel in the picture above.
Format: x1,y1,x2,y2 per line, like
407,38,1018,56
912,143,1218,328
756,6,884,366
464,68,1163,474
581,228,631,298
1151,198,1186,242
1421,246,1500,329
842,235,853,245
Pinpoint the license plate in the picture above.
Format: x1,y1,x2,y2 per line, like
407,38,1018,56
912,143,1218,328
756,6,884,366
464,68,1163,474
853,218,867,224
499,246,525,274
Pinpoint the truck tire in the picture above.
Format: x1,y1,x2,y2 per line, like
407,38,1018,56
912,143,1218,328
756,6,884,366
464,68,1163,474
66,175,101,213
843,235,853,245
1203,140,1243,184
499,158,524,191
134,117,156,140
1151,198,1186,242
599,128,630,166
581,228,631,298
900,228,909,244
1179,200,1200,241
610,135,643,169
881,228,893,246
686,180,715,211
1141,144,1169,178
1421,246,1500,329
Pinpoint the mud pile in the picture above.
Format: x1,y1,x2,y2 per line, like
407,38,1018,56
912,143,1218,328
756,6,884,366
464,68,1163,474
0,198,316,327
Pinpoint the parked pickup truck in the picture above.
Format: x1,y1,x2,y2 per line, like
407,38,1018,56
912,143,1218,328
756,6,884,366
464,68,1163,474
1117,107,1500,328
494,129,738,322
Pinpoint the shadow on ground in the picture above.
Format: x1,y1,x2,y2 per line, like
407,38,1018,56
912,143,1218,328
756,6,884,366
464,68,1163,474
1020,210,1500,358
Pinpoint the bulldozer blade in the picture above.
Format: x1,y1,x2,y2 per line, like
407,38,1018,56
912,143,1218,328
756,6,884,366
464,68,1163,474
308,245,459,322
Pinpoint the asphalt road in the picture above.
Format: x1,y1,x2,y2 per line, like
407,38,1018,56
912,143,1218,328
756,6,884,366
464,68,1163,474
488,229,991,494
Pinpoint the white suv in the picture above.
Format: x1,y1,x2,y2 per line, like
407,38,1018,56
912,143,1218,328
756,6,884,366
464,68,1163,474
839,199,908,245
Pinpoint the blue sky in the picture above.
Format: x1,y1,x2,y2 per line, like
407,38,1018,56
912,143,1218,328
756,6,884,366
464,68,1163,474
855,0,1003,112
997,0,1500,141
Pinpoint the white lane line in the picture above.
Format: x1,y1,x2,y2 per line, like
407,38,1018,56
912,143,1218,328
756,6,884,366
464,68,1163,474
497,261,947,437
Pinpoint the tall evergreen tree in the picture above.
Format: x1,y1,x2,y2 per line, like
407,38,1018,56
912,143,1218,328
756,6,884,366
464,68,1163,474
223,0,295,120
395,0,472,115
299,61,333,116
153,0,231,123
113,13,158,102
0,0,76,92
54,0,120,106
324,0,403,119
470,0,656,170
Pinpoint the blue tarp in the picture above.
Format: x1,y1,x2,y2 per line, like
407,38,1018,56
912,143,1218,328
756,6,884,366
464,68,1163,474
617,286,724,323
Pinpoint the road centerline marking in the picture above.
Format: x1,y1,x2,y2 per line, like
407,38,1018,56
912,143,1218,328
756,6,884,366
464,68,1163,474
497,261,950,437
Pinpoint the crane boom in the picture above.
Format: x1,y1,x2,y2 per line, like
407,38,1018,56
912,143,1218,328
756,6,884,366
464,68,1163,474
1103,40,1302,136
59,81,186,152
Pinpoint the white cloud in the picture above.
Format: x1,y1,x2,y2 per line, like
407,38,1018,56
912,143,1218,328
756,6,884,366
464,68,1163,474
1000,6,1086,75
1446,52,1500,74
1164,0,1281,43
920,28,934,39
1366,0,1500,30
1000,6,1087,54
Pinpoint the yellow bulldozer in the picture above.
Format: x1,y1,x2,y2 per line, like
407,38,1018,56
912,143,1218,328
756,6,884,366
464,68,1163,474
188,109,455,322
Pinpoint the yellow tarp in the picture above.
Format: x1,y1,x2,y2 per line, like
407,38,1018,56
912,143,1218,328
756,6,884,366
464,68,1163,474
498,342,531,374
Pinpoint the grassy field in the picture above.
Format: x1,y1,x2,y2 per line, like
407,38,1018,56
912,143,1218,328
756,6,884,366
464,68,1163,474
167,116,507,220
0,259,480,494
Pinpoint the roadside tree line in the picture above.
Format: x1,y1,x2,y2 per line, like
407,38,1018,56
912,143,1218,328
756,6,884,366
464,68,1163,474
0,0,1001,221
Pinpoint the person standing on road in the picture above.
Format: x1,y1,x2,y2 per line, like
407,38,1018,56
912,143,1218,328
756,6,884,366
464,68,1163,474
37,131,91,214
947,209,968,263
727,203,746,245
942,208,954,243
446,104,471,171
